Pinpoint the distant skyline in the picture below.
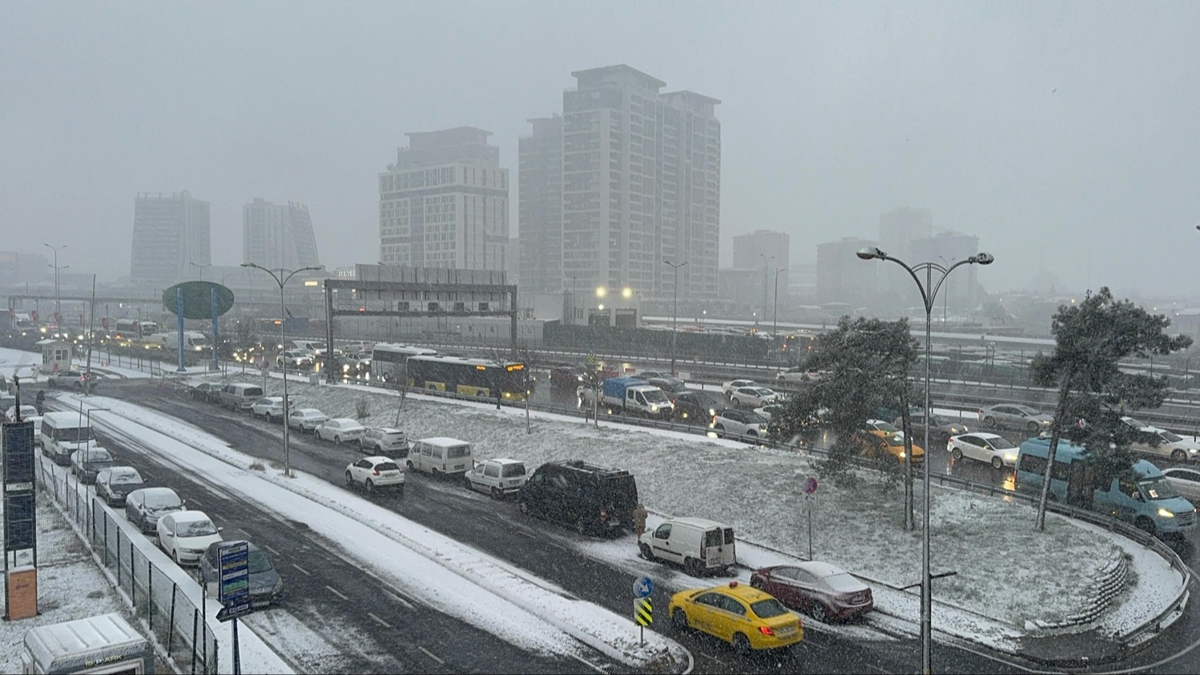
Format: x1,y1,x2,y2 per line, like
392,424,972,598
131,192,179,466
3,1,1199,297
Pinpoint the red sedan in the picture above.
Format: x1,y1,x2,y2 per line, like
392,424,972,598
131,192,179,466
750,562,873,623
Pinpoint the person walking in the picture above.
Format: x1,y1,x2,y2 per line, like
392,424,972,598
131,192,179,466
632,503,647,540
35,389,46,415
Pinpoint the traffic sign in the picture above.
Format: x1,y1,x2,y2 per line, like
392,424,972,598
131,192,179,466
634,598,653,626
218,542,250,605
216,601,253,623
633,575,654,598
802,476,818,495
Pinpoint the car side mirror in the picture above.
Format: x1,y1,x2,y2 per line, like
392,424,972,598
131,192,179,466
217,526,224,532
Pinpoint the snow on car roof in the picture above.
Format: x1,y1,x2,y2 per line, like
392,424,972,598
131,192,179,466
172,511,213,524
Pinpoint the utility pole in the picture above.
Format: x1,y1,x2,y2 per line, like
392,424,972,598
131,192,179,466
664,259,687,375
45,243,68,325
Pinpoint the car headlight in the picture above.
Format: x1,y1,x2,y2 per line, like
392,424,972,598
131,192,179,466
1004,452,1017,462
1157,508,1175,518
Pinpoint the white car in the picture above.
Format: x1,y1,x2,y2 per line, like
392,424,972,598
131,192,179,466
1125,419,1200,463
946,432,1019,469
287,408,329,433
4,404,38,422
754,405,785,423
316,418,367,444
250,396,288,421
360,427,409,454
464,458,527,499
1161,467,1200,502
157,511,223,566
721,379,759,397
277,350,313,368
729,386,778,408
345,455,405,493
713,409,768,439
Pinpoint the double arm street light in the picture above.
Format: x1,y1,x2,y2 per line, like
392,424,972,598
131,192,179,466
663,259,688,375
45,243,68,322
856,246,994,675
190,262,212,281
241,263,324,478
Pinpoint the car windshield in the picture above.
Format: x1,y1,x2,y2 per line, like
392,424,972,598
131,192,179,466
643,390,669,404
1161,431,1184,443
178,519,218,537
446,445,471,459
824,573,865,593
501,462,526,477
747,412,768,425
750,598,789,619
56,427,95,443
1125,417,1148,428
144,492,182,509
1141,478,1180,501
111,472,143,485
988,436,1017,450
247,550,274,574
872,421,899,433
661,381,688,393
751,388,773,396
1014,406,1038,415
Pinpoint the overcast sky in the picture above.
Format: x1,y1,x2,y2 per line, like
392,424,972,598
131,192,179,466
3,1,1198,298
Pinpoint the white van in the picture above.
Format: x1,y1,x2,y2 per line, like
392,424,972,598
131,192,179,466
40,411,96,466
22,612,153,674
638,517,737,577
407,437,473,476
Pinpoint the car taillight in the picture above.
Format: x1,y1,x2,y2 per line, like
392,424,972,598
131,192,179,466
373,469,380,476
759,625,774,636
600,506,608,522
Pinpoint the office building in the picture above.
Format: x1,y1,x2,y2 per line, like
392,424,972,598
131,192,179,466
910,231,983,311
731,229,790,315
378,127,509,271
816,237,878,307
519,65,721,300
878,207,932,261
242,198,321,270
130,191,211,284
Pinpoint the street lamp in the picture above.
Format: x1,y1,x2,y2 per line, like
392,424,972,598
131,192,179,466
759,253,774,324
241,262,324,478
856,245,994,675
664,259,688,375
190,262,212,281
45,243,68,323
773,267,787,343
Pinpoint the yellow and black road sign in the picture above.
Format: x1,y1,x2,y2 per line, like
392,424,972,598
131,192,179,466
634,598,653,626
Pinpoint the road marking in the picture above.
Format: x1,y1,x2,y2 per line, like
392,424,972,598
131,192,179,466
210,513,225,521
387,590,415,609
864,663,889,673
517,530,534,538
568,653,606,674
700,652,726,666
367,612,392,628
261,543,279,556
291,563,311,576
417,646,444,665
325,585,348,600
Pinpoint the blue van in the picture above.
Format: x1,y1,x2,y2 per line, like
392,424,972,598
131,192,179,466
1015,437,1197,535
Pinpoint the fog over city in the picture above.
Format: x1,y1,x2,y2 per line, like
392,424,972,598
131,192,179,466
3,1,1199,297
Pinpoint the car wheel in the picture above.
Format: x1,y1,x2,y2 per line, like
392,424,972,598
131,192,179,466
490,487,501,500
73,382,82,391
640,543,654,561
265,413,273,423
519,500,530,515
991,456,1003,470
983,416,995,428
811,603,829,623
365,479,374,494
406,460,414,471
432,468,441,478
575,519,587,535
172,550,181,565
732,632,751,655
1027,421,1040,433
1135,516,1156,535
345,471,354,487
672,608,690,631
334,435,342,445
951,447,963,461
714,424,725,438
684,557,703,577
1172,449,1187,463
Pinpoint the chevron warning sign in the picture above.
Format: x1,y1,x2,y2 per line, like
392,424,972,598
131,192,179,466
634,598,653,626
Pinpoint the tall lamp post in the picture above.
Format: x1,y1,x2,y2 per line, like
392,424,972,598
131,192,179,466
759,253,774,325
773,267,787,343
241,262,324,478
855,246,994,675
664,259,687,375
45,243,68,324
190,262,211,281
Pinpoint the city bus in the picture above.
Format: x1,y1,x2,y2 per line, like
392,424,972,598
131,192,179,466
406,354,528,400
370,343,438,383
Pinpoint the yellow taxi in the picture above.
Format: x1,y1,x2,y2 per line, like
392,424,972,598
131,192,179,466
860,428,924,465
669,581,803,653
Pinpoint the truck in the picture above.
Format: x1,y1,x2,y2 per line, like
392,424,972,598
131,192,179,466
22,612,154,674
580,377,674,419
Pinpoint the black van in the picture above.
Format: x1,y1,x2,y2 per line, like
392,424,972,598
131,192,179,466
519,460,639,536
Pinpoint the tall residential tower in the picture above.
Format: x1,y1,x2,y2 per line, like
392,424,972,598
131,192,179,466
243,198,321,270
130,191,210,284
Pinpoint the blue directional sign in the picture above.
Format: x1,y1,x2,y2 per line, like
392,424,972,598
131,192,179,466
218,541,250,605
633,575,654,599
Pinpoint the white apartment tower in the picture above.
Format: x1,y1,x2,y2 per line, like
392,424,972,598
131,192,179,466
520,65,721,299
518,115,564,293
130,191,211,284
243,198,321,270
378,127,509,271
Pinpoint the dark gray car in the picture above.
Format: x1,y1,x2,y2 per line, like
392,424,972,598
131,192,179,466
95,466,146,506
978,404,1053,432
125,487,186,533
198,540,283,606
71,447,114,484
894,411,969,442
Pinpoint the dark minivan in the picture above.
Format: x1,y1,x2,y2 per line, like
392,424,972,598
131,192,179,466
519,460,638,536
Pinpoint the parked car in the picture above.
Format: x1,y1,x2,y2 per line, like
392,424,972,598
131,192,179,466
673,391,728,425
126,487,186,533
464,458,528,499
894,411,968,441
287,408,329,433
345,456,405,493
1161,467,1200,502
947,432,1019,469
722,379,759,397
47,370,94,390
754,404,785,423
978,404,1053,432
519,460,638,536
187,380,223,403
406,437,473,476
640,517,737,576
729,386,778,408
637,371,668,381
750,562,873,622
359,427,409,455
646,377,689,401
199,541,283,606
157,511,223,566
218,383,265,411
94,467,146,506
865,419,902,435
70,446,114,484
250,396,289,421
713,409,768,440
669,581,803,654
276,350,314,368
4,404,38,422
316,418,367,444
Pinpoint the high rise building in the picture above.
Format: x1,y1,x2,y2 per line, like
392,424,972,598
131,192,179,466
518,115,563,294
519,65,721,300
910,231,983,311
732,229,790,315
878,207,932,261
378,127,509,271
242,198,321,270
130,191,210,284
816,237,878,307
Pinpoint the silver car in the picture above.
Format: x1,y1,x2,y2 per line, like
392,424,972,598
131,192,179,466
1161,467,1200,502
978,404,1053,432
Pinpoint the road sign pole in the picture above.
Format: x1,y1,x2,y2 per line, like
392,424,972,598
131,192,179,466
807,495,813,560
232,617,241,675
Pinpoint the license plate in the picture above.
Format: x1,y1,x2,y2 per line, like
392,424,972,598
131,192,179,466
454,464,465,471
776,625,796,635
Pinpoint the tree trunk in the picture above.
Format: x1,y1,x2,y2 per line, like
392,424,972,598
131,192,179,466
899,387,914,531
1035,375,1074,531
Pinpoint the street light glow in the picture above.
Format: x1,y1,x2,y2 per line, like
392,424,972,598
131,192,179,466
595,287,607,298
621,287,633,299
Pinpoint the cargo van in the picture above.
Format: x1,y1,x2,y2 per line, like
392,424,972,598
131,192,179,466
639,517,737,576
218,383,264,411
22,612,154,674
1016,437,1197,536
407,437,473,476
40,411,96,466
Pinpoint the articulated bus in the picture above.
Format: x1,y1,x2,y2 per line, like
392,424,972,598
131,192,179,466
406,354,528,400
370,343,438,383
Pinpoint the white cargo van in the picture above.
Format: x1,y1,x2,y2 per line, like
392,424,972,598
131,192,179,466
407,437,473,476
639,517,737,576
40,411,96,466
22,612,153,674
